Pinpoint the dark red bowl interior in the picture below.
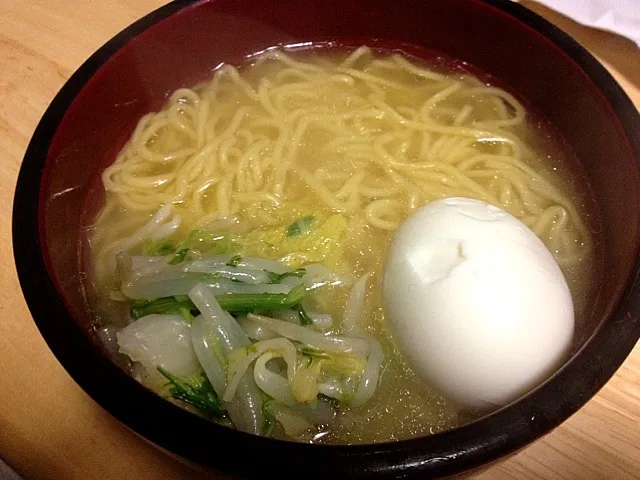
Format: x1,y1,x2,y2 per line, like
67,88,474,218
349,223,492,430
13,0,640,478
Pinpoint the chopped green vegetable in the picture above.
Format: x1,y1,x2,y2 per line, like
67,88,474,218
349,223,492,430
240,214,347,269
180,272,221,281
286,215,315,237
295,303,313,326
216,288,305,313
226,254,243,267
184,230,238,255
283,283,306,305
157,214,347,270
178,306,195,324
207,333,228,370
295,342,364,376
143,239,177,256
169,248,190,265
143,230,239,260
265,268,307,284
262,399,277,437
301,352,314,366
130,284,308,319
296,344,332,360
170,271,246,284
157,366,226,419
130,295,196,320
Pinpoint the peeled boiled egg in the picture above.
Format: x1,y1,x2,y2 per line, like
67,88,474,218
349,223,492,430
382,197,574,410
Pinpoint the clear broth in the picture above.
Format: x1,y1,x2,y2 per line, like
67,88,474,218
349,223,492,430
84,46,602,444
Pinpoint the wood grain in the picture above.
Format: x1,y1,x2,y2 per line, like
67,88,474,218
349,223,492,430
0,1,638,479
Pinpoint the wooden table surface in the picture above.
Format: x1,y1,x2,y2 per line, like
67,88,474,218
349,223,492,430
1,1,639,479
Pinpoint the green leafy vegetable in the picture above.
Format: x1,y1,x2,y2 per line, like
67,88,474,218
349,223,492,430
265,268,307,284
295,303,313,326
207,333,228,370
262,399,277,437
168,248,190,265
157,366,226,419
143,239,177,256
226,254,243,267
296,344,332,360
142,238,189,265
283,283,306,305
216,284,306,312
130,295,196,320
301,352,313,366
286,215,315,237
130,284,308,319
145,230,238,259
178,306,195,324
168,271,247,284
184,230,237,255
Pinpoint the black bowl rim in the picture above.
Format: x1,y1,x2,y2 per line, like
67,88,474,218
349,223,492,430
12,0,640,478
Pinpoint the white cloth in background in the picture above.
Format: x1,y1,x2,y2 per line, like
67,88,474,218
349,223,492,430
528,0,640,47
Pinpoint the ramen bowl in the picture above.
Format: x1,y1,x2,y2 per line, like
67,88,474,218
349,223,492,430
12,0,640,478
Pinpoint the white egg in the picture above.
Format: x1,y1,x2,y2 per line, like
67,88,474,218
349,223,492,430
382,197,574,410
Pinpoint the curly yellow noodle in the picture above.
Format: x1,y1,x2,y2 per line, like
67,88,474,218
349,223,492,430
365,199,405,230
389,53,448,81
92,46,593,289
340,45,371,68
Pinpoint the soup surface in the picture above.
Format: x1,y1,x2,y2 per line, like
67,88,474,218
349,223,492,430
85,46,600,444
